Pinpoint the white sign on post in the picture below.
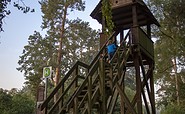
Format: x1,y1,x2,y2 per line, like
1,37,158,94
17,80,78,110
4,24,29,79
43,67,52,78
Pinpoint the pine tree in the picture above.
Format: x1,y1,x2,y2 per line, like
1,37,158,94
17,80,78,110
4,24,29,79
148,0,185,109
40,0,86,87
17,16,99,97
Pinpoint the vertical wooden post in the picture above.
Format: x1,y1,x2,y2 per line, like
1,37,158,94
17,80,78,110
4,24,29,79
132,5,139,44
100,33,107,49
73,66,78,114
150,63,156,114
120,30,124,45
100,9,107,49
36,85,45,114
88,73,92,114
109,63,113,91
147,24,151,39
132,4,142,114
116,45,124,114
134,50,143,114
134,54,142,114
99,58,106,114
60,84,64,114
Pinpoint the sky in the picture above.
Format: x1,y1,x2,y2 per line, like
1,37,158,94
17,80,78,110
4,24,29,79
0,0,101,90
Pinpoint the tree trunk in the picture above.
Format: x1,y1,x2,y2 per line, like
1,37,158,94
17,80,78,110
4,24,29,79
55,5,68,87
54,5,68,103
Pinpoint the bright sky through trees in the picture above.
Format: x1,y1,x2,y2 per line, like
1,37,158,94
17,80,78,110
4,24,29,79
0,0,101,90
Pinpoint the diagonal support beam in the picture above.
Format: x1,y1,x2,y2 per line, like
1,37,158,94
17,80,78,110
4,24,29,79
126,66,153,114
138,55,153,114
116,83,137,114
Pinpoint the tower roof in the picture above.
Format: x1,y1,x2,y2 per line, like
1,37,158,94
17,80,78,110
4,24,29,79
90,0,160,30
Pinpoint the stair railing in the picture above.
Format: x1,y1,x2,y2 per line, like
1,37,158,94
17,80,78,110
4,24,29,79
68,30,132,113
40,61,89,113
40,31,119,114
65,31,119,111
106,29,132,113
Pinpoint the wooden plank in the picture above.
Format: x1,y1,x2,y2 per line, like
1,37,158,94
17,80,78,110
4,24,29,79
133,52,142,114
87,73,92,114
107,89,119,114
78,92,88,109
141,89,151,114
99,58,106,114
149,63,156,114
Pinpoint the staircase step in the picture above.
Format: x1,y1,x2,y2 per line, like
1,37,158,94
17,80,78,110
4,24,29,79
93,102,100,108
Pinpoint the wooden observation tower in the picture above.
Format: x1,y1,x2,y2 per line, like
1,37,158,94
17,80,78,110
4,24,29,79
90,0,160,113
40,0,160,114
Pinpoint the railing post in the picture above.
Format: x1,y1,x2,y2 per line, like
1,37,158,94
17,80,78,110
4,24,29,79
150,63,156,114
117,46,125,114
99,57,106,114
60,84,64,114
133,47,142,114
36,85,45,114
73,65,78,114
120,30,124,45
88,71,92,114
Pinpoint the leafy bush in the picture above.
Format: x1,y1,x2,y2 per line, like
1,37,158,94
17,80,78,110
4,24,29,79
161,104,185,114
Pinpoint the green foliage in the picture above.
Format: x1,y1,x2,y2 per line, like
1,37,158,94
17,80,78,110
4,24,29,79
17,31,52,96
17,18,99,97
161,104,185,114
39,0,86,85
65,18,100,64
40,0,85,29
10,93,35,114
17,0,100,96
125,86,135,101
101,0,115,35
148,0,185,110
114,86,135,113
0,89,12,114
0,88,35,114
0,0,11,32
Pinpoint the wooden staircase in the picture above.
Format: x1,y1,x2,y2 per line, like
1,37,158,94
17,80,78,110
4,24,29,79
39,30,132,114
39,26,157,114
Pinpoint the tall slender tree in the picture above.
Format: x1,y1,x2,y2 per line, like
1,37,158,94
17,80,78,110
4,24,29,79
40,0,85,87
17,20,99,97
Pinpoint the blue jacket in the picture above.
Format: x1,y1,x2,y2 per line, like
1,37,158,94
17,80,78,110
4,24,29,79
107,43,117,54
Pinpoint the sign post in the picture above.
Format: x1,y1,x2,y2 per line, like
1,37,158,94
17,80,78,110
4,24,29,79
43,67,52,99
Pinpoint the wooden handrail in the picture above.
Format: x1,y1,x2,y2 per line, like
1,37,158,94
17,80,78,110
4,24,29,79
110,30,130,63
40,30,127,113
40,61,89,111
65,31,119,111
66,59,100,110
48,74,78,113
89,31,119,67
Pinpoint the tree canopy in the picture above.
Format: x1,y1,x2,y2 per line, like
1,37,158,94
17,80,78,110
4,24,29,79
148,0,185,112
0,0,34,32
0,88,35,114
17,19,99,96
